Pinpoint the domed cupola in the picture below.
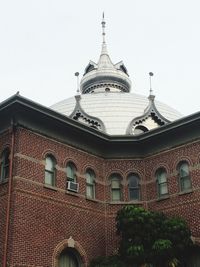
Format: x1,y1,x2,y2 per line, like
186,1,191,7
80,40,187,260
80,14,131,94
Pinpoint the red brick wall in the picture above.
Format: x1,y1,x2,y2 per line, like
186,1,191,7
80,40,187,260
0,131,11,264
1,127,200,266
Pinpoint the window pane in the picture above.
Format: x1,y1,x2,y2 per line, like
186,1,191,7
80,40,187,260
129,176,138,187
86,185,94,198
86,170,95,184
129,188,139,200
45,171,54,185
1,150,10,181
159,183,168,195
66,163,76,182
112,189,121,201
180,163,189,177
182,176,191,190
158,171,167,183
46,157,54,171
4,165,9,180
111,179,120,188
86,172,92,183
67,165,73,178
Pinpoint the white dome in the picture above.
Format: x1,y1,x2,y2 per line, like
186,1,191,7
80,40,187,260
50,92,182,135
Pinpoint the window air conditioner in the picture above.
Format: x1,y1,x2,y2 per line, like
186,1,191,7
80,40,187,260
67,181,79,192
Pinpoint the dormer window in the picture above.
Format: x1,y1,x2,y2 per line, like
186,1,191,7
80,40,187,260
133,125,148,135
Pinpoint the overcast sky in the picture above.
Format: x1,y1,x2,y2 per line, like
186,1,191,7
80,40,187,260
0,0,200,116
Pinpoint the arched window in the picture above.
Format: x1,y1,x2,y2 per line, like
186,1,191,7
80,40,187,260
110,174,122,201
156,168,168,197
58,248,79,267
178,161,192,191
45,155,56,186
0,148,10,182
127,173,140,201
133,125,148,135
86,169,95,199
66,162,77,182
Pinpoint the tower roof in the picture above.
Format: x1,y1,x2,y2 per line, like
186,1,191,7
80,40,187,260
80,14,131,94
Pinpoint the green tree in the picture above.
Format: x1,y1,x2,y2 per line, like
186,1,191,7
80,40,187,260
116,206,193,267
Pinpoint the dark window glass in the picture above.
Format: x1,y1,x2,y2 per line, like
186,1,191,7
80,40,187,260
128,173,140,201
0,148,10,182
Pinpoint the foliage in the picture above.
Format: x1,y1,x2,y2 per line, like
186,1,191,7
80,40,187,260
89,255,125,267
116,205,193,266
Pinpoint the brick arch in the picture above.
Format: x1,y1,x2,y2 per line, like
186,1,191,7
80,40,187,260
150,163,170,181
82,163,98,177
52,238,88,267
42,149,57,162
63,157,79,170
125,169,144,182
172,156,193,172
106,170,124,183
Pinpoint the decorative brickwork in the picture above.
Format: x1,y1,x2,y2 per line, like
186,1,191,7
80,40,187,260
1,126,200,266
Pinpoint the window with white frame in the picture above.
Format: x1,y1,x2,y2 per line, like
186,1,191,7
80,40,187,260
86,169,95,199
110,174,122,201
178,161,192,191
45,155,56,186
156,168,168,197
66,162,77,182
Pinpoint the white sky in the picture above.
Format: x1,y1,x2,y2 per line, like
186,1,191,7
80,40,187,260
0,0,200,116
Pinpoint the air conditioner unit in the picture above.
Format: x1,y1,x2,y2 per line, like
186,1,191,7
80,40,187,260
67,181,79,192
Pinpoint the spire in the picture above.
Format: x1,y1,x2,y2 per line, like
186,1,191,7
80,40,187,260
98,13,114,70
100,12,108,55
101,12,106,44
149,72,154,97
80,14,132,94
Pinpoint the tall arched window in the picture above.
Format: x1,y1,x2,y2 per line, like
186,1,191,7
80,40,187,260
0,148,10,182
58,248,79,267
86,169,95,199
110,174,122,201
156,168,168,197
178,161,192,191
127,173,140,201
66,162,77,182
45,155,56,186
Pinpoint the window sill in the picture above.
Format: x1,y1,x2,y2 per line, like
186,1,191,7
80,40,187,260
156,195,170,202
43,184,57,191
179,189,193,195
66,190,79,197
86,197,98,203
128,199,141,203
109,201,124,204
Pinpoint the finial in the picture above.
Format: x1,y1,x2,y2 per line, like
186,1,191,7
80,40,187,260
75,72,80,94
149,72,154,96
101,12,106,44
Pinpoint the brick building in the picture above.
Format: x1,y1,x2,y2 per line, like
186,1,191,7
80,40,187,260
0,16,200,267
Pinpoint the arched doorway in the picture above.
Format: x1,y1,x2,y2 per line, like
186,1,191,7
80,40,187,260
58,248,80,267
